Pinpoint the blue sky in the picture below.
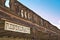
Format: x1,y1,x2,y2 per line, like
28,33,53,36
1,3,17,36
5,0,60,29
18,0,60,29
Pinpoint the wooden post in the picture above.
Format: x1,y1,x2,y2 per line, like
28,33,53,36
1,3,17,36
0,0,6,6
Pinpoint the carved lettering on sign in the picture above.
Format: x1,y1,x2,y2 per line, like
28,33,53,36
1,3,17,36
5,21,30,34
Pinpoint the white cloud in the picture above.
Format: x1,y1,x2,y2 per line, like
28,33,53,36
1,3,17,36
59,20,60,24
57,25,60,29
56,21,60,29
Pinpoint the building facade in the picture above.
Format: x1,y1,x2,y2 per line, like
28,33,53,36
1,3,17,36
0,0,60,40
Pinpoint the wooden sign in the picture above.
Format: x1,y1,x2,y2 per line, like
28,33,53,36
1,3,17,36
4,21,30,34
